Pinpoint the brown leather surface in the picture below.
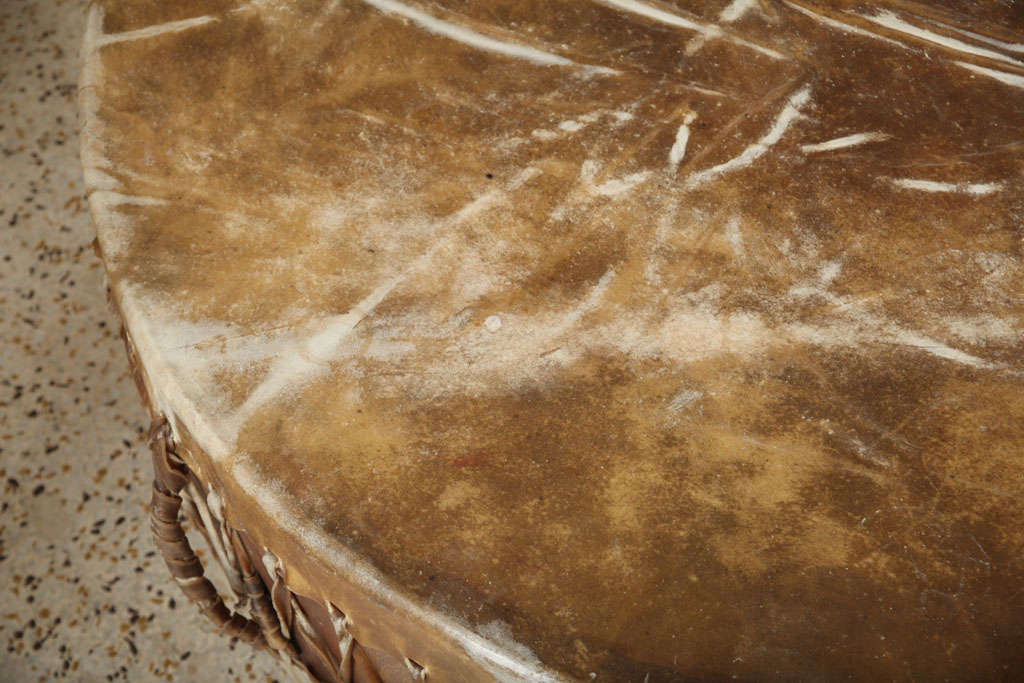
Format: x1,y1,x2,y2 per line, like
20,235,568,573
83,0,1024,679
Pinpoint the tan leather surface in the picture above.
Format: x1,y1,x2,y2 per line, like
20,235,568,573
83,0,1024,679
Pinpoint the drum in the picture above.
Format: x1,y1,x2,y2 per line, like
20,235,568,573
82,0,1024,680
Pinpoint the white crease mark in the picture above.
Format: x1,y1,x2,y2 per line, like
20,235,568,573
93,15,217,47
669,389,703,412
507,166,542,189
800,131,891,153
453,189,505,222
884,328,993,369
720,0,759,23
850,437,893,469
858,10,1024,68
358,0,616,74
592,171,652,196
685,85,811,188
593,0,787,60
931,20,1024,54
782,1,904,48
681,82,733,99
339,108,423,138
227,274,406,439
956,61,1024,90
555,268,617,333
886,177,1004,196
533,119,589,141
668,112,698,168
781,265,1003,372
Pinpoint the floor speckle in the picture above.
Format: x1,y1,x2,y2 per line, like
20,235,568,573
0,2,287,680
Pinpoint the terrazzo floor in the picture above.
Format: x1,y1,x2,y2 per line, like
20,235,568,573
1,1,288,680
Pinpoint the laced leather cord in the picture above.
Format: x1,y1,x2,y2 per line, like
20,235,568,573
148,416,300,661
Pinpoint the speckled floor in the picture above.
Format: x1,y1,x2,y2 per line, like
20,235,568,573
1,1,288,680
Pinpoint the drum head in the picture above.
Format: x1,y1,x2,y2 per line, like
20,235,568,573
84,0,1024,679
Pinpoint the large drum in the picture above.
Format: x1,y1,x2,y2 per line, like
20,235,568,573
82,0,1024,680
